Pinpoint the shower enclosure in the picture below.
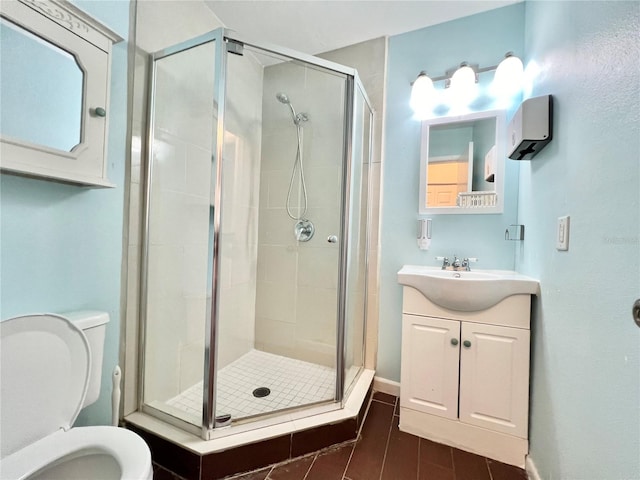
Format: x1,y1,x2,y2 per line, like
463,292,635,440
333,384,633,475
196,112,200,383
139,29,373,439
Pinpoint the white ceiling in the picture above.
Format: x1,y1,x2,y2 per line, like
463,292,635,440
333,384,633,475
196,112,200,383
205,1,520,56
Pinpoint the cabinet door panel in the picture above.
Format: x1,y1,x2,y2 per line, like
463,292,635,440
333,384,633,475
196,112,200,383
400,314,459,419
459,323,529,438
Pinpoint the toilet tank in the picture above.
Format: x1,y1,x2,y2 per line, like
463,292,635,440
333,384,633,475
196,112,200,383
62,311,110,408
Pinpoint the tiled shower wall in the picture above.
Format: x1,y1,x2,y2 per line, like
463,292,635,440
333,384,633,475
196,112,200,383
216,52,264,369
254,37,387,370
254,61,346,367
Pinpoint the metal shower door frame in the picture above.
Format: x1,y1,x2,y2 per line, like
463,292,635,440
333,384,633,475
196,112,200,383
141,27,368,441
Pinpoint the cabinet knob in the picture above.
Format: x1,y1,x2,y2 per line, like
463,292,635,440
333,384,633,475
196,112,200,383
463,340,472,348
450,338,459,346
94,107,107,117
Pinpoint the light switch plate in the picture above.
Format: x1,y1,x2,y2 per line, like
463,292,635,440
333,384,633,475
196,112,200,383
556,215,570,250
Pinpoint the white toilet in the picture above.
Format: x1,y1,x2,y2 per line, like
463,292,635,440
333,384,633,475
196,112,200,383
0,312,153,480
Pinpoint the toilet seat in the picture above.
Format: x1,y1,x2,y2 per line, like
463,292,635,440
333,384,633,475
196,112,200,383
0,315,152,480
0,426,153,480
0,314,90,458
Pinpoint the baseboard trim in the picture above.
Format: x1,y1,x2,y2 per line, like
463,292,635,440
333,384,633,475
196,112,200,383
373,376,400,396
526,455,542,480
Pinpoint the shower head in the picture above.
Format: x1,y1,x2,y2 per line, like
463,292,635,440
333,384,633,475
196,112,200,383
276,92,290,104
276,92,308,125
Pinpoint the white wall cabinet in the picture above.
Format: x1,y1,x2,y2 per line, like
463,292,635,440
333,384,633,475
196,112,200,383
0,0,122,187
399,286,533,468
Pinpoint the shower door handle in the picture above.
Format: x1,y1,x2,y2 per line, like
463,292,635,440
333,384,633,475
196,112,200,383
327,235,338,243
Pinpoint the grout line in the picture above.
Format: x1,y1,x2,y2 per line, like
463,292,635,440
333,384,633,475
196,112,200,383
355,397,373,437
300,453,317,480
371,394,396,407
416,437,421,480
340,442,357,480
263,465,274,480
450,447,456,478
486,457,494,480
371,398,395,407
377,406,395,480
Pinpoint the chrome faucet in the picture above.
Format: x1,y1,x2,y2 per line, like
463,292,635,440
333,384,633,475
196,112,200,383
437,255,477,271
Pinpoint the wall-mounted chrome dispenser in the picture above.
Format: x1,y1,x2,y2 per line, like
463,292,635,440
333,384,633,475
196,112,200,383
417,218,432,250
508,94,553,160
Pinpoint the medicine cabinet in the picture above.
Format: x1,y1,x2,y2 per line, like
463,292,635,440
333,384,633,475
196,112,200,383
419,110,506,214
0,0,122,187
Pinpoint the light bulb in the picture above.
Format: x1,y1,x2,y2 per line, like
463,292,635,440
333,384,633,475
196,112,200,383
410,72,435,116
449,64,477,106
493,53,524,98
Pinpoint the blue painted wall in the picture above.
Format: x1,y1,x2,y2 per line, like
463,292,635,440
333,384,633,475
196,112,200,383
518,2,639,478
379,3,525,382
0,0,130,427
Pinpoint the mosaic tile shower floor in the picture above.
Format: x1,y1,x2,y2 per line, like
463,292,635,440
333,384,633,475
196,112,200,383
165,349,336,421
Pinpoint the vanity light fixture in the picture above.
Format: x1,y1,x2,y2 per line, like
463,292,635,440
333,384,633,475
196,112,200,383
492,52,524,98
410,71,435,113
448,62,478,107
410,52,524,114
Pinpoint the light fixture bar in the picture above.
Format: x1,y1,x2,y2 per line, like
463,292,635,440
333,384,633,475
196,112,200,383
411,52,518,87
409,52,525,116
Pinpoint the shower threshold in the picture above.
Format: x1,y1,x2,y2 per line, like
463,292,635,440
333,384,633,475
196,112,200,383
126,368,373,455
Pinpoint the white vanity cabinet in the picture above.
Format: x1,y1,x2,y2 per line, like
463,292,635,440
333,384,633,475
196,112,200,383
0,0,123,187
399,286,532,468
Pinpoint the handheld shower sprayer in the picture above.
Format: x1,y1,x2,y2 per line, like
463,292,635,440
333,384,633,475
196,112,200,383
276,92,290,104
276,92,313,240
276,92,308,126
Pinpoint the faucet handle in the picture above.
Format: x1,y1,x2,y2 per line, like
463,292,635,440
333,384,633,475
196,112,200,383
461,257,478,271
435,256,450,270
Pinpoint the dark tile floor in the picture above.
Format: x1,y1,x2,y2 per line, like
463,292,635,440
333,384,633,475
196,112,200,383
227,392,528,480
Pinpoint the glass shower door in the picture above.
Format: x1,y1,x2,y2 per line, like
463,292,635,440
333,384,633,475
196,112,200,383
343,81,372,397
142,38,216,429
141,29,372,436
212,42,349,423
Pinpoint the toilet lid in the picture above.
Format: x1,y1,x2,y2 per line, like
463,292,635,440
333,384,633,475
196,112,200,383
0,314,90,459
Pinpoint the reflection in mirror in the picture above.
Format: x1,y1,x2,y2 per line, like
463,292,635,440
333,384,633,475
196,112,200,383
0,17,83,152
427,118,496,207
420,110,505,215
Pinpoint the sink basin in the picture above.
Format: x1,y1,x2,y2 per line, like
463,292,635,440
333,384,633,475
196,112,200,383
397,265,539,312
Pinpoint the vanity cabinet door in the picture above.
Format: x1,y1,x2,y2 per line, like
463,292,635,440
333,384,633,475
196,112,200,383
400,314,460,419
458,322,529,438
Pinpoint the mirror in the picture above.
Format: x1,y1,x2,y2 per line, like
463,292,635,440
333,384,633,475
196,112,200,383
419,110,506,214
0,17,83,152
